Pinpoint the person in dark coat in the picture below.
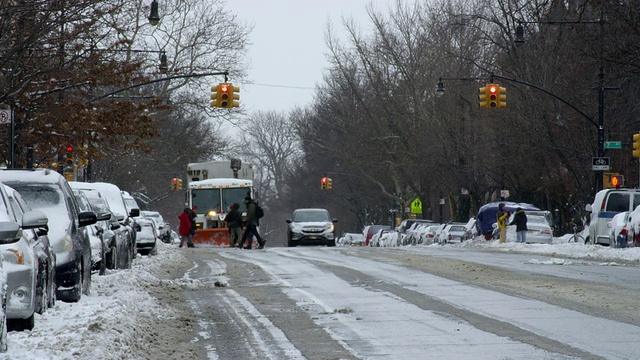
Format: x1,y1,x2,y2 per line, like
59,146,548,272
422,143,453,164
226,203,243,248
509,207,528,243
238,196,266,249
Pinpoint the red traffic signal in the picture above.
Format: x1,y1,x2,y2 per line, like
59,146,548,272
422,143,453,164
321,177,328,190
488,85,498,107
66,146,73,152
220,84,230,107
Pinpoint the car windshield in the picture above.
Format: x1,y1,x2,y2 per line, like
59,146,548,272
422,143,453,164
528,215,548,224
449,226,466,232
10,184,65,213
293,210,330,222
0,190,12,222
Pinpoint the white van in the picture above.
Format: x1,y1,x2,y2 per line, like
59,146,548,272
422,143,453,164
585,188,640,245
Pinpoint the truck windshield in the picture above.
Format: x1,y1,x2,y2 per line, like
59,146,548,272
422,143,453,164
222,188,251,212
191,188,221,214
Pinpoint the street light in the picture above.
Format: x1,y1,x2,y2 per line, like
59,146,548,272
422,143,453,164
514,17,611,191
148,0,160,26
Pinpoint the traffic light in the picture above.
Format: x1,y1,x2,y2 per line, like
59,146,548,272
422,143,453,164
321,177,328,190
487,84,498,108
177,179,183,190
633,133,640,158
171,178,178,190
603,173,624,188
498,86,507,108
64,145,74,167
478,85,487,108
326,178,333,190
210,84,220,107
229,84,240,108
219,83,230,108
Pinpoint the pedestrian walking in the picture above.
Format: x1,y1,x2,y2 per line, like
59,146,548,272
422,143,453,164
238,196,266,249
496,203,510,244
226,203,243,247
178,207,195,248
510,207,528,243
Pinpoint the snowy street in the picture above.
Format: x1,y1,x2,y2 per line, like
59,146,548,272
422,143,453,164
5,240,640,360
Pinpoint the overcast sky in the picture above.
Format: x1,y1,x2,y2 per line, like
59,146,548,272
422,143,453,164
225,0,403,114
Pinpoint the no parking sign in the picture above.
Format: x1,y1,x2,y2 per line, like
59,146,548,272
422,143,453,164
0,110,12,125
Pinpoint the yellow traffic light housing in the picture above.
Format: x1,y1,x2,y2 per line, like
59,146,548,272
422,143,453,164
633,133,640,158
498,86,507,108
321,177,328,190
478,86,487,108
177,179,183,190
210,84,220,107
487,84,498,108
230,84,240,108
219,83,230,107
326,178,333,190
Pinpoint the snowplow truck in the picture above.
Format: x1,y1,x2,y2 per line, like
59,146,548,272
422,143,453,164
185,160,255,246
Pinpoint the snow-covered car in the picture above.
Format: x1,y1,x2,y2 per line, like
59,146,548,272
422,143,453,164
70,182,139,263
1,169,96,303
135,218,158,255
5,185,56,317
420,225,441,245
286,208,337,247
338,233,365,246
0,184,46,331
520,214,554,244
397,219,435,234
78,189,131,270
141,210,170,239
438,224,467,244
403,222,438,245
608,211,632,248
362,224,391,247
72,189,104,275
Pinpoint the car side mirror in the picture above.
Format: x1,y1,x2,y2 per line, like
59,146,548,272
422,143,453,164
78,211,98,227
585,204,593,213
130,208,140,217
332,218,338,223
286,219,292,223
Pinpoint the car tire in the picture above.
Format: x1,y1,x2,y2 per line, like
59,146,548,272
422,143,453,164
8,313,34,332
35,265,46,315
327,240,336,247
99,244,107,276
287,238,295,247
82,260,91,296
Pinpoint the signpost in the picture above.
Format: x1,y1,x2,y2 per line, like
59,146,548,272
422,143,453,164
592,157,610,171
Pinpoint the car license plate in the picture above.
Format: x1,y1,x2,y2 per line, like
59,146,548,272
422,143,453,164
308,236,317,239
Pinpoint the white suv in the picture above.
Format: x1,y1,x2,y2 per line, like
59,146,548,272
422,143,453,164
286,208,337,247
585,188,640,245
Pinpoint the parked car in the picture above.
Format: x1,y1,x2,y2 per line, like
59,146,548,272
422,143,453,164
0,169,96,302
0,230,10,352
286,208,337,247
76,188,132,270
438,223,468,244
0,184,42,331
608,211,632,248
337,233,365,246
141,210,170,240
397,219,435,234
475,201,542,240
5,185,56,316
507,213,554,244
586,188,640,245
370,228,398,247
135,218,158,255
362,225,391,247
70,182,138,263
72,189,104,275
403,222,438,245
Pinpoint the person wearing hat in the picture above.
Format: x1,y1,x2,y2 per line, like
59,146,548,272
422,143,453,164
238,195,266,249
226,203,243,247
496,203,510,244
510,207,528,243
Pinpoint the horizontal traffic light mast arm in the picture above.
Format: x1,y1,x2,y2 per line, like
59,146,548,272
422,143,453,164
85,71,230,104
490,73,598,129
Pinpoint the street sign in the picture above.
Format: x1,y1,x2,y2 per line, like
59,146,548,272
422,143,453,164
0,109,12,125
592,157,610,171
410,198,422,214
604,141,622,149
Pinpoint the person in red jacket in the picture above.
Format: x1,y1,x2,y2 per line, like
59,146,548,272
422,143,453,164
178,207,195,248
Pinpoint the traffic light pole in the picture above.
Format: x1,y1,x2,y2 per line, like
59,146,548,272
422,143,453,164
85,71,229,104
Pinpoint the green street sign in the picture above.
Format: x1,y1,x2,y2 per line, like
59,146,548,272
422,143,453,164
604,141,622,149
